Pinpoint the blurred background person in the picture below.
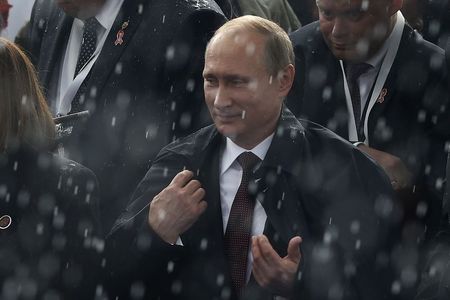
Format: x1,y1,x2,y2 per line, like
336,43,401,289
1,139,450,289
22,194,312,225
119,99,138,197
21,0,225,234
402,0,450,48
287,0,449,296
0,0,12,34
216,0,301,32
288,0,319,26
0,37,100,299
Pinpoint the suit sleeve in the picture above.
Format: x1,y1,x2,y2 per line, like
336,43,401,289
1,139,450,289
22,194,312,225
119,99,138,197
104,148,192,299
293,140,402,300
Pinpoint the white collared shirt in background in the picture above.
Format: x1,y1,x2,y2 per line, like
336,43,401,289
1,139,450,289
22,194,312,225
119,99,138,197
53,0,124,115
220,134,273,282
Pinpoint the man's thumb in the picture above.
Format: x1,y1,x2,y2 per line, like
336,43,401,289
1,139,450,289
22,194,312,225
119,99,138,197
286,236,302,263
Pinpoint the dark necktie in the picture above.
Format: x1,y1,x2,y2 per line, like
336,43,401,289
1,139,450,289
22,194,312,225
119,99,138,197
224,151,261,296
70,17,99,114
345,63,372,131
74,17,99,78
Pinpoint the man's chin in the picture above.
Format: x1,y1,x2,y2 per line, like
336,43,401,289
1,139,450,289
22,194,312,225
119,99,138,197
331,48,365,63
215,125,238,140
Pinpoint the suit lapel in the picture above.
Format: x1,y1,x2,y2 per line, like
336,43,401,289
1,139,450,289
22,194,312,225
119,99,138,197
180,137,236,296
85,0,147,107
250,110,311,252
185,143,226,251
366,26,410,142
39,10,73,90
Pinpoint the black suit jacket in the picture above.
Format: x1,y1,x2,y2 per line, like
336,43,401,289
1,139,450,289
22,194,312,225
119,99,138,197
287,21,450,239
106,108,400,300
24,0,225,232
0,146,100,299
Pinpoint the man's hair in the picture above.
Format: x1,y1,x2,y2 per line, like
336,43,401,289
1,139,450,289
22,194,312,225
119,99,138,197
0,37,55,151
208,15,294,76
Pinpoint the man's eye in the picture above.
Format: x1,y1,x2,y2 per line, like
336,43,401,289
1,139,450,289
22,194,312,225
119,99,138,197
347,11,363,21
231,79,244,85
320,9,333,20
204,78,217,85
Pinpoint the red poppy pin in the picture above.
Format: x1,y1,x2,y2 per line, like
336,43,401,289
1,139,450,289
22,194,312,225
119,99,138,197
0,215,12,230
377,88,388,104
114,21,129,46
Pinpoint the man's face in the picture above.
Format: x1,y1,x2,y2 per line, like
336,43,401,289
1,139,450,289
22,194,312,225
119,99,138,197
203,30,292,149
55,0,105,19
317,0,399,62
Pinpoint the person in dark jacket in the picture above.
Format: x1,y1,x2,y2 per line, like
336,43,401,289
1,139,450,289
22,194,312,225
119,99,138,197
287,4,449,295
22,0,226,233
0,37,101,299
106,16,400,300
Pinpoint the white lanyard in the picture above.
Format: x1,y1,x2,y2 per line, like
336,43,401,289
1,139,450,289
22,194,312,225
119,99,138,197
339,12,405,144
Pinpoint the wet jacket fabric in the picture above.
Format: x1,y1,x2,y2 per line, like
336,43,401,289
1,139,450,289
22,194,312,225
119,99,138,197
24,0,226,233
106,108,399,300
0,146,100,299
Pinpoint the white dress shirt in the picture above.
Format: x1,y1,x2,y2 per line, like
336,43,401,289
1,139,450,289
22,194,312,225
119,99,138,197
52,0,124,115
220,134,273,281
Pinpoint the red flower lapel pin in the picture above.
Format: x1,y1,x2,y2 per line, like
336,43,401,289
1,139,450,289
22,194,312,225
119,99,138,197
114,20,129,46
377,88,388,104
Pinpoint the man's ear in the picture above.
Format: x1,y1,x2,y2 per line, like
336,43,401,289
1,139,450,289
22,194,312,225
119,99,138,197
277,64,295,98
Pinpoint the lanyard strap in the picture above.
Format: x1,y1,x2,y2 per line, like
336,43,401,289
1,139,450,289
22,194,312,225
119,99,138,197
339,12,405,143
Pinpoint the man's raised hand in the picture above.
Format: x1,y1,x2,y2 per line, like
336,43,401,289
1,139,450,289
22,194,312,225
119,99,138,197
148,170,207,244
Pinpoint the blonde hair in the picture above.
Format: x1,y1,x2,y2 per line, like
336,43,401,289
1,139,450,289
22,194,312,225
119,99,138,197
208,15,295,76
0,37,55,151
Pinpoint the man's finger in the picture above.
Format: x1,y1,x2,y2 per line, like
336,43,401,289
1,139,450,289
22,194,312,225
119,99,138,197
257,235,280,264
286,236,302,264
252,236,269,275
170,170,194,186
191,187,206,203
196,200,208,215
184,179,202,194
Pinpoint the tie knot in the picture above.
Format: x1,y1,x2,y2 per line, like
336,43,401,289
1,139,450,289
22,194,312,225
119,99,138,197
84,17,100,32
346,63,372,81
237,152,261,171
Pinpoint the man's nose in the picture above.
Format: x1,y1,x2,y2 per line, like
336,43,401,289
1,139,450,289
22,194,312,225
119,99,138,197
331,17,349,39
214,85,232,108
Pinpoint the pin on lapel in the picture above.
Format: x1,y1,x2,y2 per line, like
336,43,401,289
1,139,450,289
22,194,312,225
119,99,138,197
377,88,388,104
0,215,12,230
114,21,129,46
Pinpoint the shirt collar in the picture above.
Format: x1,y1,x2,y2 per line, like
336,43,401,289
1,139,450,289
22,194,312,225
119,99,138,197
75,0,124,31
365,11,405,69
220,134,274,175
96,0,124,30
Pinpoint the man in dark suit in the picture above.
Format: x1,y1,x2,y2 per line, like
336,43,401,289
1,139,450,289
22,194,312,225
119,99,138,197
287,0,449,246
106,15,400,299
24,0,225,233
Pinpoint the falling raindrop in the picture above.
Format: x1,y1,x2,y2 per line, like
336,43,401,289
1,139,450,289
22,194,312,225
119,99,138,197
171,280,183,294
114,62,123,75
200,238,208,250
216,274,225,286
130,282,145,299
167,261,175,273
350,220,360,234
